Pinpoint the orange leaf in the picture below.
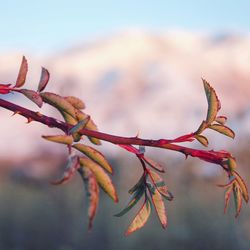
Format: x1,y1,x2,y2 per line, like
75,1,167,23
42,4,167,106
233,170,249,203
224,185,233,214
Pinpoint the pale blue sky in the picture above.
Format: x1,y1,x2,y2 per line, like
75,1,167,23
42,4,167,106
1,0,249,54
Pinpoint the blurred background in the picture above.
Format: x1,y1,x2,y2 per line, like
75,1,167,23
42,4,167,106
0,1,250,249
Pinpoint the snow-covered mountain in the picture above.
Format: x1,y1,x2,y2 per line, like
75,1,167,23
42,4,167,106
1,30,250,158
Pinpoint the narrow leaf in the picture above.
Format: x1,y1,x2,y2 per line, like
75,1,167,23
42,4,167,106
65,96,85,110
73,143,113,174
20,89,43,108
209,124,235,138
125,199,151,236
115,187,144,217
41,92,76,118
142,157,165,173
216,116,227,125
233,170,249,203
224,185,233,214
148,181,167,228
118,144,140,154
233,185,243,218
38,67,50,92
51,155,79,185
15,56,28,88
69,117,90,135
195,134,209,147
79,157,118,202
42,134,73,145
80,167,99,230
129,175,145,194
202,78,221,124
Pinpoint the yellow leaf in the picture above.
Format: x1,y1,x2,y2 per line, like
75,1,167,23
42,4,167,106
209,124,235,138
149,185,167,228
15,56,28,88
73,143,113,174
195,134,209,147
202,79,221,124
41,92,76,118
65,96,85,110
79,157,118,202
42,134,73,145
125,199,151,236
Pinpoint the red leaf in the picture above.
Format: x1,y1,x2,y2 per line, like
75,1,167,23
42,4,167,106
119,144,140,154
15,56,28,88
38,67,50,92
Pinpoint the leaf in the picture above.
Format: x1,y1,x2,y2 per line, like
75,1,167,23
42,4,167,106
233,170,249,203
15,56,28,88
65,96,85,110
118,144,140,154
148,180,167,228
195,134,209,147
41,92,76,118
216,116,227,125
76,110,101,145
233,185,243,218
42,134,73,145
202,78,221,124
224,185,233,214
79,157,118,202
73,143,113,174
125,199,151,236
69,117,90,135
129,175,145,194
195,120,208,134
209,124,235,139
147,169,173,201
80,167,100,230
115,186,145,217
38,67,50,92
51,155,79,185
20,89,43,108
142,157,165,173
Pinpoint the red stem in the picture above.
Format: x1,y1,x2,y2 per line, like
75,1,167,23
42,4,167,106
0,98,231,165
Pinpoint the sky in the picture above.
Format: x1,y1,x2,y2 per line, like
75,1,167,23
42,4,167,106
0,0,250,54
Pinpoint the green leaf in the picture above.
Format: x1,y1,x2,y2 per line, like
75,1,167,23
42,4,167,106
38,67,50,92
15,56,28,88
73,143,113,174
79,157,118,202
202,78,221,124
80,167,100,230
20,89,43,108
128,175,145,194
209,124,235,138
195,134,209,147
69,117,90,135
125,199,151,236
41,92,76,118
65,96,85,110
42,134,73,145
142,157,165,173
114,187,145,217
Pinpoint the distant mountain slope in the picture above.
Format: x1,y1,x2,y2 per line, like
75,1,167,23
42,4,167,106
1,30,250,158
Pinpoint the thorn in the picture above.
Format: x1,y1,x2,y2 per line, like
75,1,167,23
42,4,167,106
12,111,21,116
26,117,33,123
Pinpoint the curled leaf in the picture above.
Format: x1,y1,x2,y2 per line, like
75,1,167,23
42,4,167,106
38,67,50,92
216,116,227,125
79,167,99,230
73,143,113,174
195,134,209,147
125,199,151,236
202,78,221,124
20,89,43,108
79,157,118,202
42,134,73,145
209,124,235,139
15,56,28,88
65,96,85,109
